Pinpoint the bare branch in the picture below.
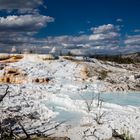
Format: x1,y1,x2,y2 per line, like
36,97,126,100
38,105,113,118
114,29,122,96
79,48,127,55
18,121,30,139
0,85,9,102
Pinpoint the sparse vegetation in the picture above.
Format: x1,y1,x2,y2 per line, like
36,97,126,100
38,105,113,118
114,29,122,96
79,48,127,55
62,56,74,61
62,52,140,64
98,70,108,80
83,93,95,113
107,79,117,84
80,91,105,126
111,128,134,140
92,54,140,64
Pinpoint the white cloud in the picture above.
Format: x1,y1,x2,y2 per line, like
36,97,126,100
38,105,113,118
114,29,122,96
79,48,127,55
124,35,140,45
0,14,54,53
0,0,43,9
134,29,140,33
79,31,85,34
0,0,55,53
0,15,54,32
0,22,140,55
116,18,123,22
122,35,140,53
89,32,119,41
91,24,118,34
88,24,120,52
0,0,46,14
31,24,121,55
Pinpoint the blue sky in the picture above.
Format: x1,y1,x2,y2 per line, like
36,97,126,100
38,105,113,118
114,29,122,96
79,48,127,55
0,0,140,55
41,0,140,36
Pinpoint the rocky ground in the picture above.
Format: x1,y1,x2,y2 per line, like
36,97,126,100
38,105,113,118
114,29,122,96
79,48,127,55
0,54,140,140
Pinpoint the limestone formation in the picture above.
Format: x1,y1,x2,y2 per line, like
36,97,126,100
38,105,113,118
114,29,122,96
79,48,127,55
0,54,23,63
40,54,57,60
0,67,27,84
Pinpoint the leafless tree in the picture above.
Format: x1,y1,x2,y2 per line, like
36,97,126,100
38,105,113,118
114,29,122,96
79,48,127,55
0,85,9,102
0,85,66,140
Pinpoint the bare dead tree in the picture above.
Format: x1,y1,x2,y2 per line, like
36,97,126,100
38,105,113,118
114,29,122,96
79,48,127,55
18,121,30,139
0,85,67,140
94,111,106,125
79,92,95,113
91,92,106,125
82,128,100,140
0,85,9,102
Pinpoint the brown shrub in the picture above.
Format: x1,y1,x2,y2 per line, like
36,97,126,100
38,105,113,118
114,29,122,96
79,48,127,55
97,70,108,80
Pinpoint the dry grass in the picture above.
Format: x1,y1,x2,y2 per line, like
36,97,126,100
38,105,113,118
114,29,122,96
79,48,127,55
97,70,108,80
62,56,75,61
78,63,90,79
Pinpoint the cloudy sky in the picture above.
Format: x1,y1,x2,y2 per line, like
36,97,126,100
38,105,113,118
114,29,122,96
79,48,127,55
0,0,140,55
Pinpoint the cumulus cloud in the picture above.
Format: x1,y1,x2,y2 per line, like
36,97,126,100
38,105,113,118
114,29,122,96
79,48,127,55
33,24,121,55
88,24,120,53
0,15,54,32
122,35,140,53
3,26,138,55
0,0,43,10
0,1,127,55
124,35,140,45
90,24,119,34
0,0,54,53
0,1,139,55
89,32,119,40
0,14,54,53
0,0,45,14
0,17,139,55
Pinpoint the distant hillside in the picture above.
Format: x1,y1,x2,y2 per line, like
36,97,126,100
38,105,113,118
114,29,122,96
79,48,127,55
92,52,140,64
